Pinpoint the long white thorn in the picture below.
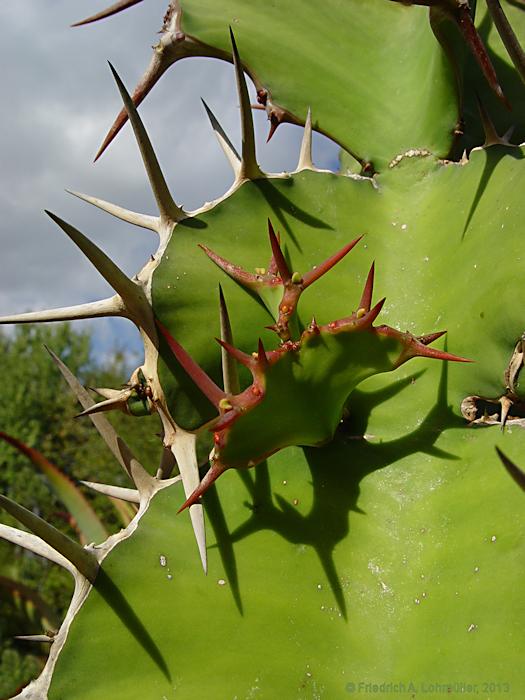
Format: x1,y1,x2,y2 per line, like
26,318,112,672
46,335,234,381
229,28,262,181
297,107,314,171
0,296,125,325
219,285,240,394
66,190,159,232
108,63,184,224
46,348,154,494
201,99,241,177
170,431,207,573
155,403,207,572
45,211,153,330
15,634,55,644
0,496,99,582
0,524,76,575
81,481,141,504
76,392,130,418
72,0,144,27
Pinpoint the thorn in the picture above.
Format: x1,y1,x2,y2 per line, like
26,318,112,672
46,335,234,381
297,107,313,170
358,262,375,313
456,4,511,109
168,430,207,572
257,338,268,368
80,481,141,504
199,244,260,290
15,634,54,644
218,285,240,394
177,461,228,512
302,236,363,288
495,446,525,491
0,297,125,325
499,395,514,431
267,219,291,283
201,99,241,176
106,63,183,222
417,330,447,346
156,319,226,407
0,495,99,582
46,348,152,491
229,27,262,180
215,338,253,369
44,211,150,324
0,523,75,574
266,113,280,143
72,0,143,27
365,297,386,326
66,190,158,232
76,393,130,418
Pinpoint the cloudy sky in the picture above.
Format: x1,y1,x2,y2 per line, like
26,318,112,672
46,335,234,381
0,1,339,366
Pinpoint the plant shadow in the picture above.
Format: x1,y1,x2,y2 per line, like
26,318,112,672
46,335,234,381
208,358,465,619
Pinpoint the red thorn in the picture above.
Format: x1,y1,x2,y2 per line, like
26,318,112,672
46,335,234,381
156,320,226,408
267,219,291,283
457,5,511,110
199,243,259,288
266,114,280,143
358,262,375,313
417,330,447,346
177,462,228,512
72,0,143,27
95,53,165,160
215,338,253,369
309,317,319,334
411,344,472,364
365,297,386,326
257,338,268,368
302,236,363,289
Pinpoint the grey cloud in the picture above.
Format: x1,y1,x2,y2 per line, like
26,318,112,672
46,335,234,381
0,1,338,361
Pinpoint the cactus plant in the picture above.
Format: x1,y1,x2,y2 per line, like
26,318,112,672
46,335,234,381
1,1,525,698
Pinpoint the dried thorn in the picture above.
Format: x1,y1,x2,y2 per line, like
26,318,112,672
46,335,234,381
76,394,129,418
358,262,375,313
46,348,152,490
495,446,525,491
0,495,99,582
81,481,141,504
177,461,228,513
268,219,291,283
297,107,313,170
66,190,158,232
486,0,525,85
499,395,514,431
0,523,75,574
0,297,125,325
44,211,147,318
201,98,241,176
302,236,363,288
15,634,54,644
218,286,240,394
457,5,511,109
72,0,143,27
106,63,183,222
229,27,262,180
168,430,207,572
157,320,226,407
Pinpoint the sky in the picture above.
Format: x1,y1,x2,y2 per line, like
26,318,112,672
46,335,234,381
0,1,340,368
